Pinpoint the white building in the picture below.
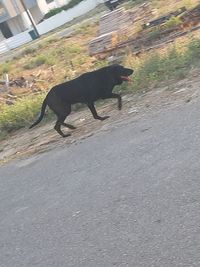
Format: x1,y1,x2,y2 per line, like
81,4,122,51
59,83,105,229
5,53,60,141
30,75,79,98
0,0,69,40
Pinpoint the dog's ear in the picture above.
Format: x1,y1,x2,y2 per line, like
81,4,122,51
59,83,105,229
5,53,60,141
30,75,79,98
109,64,122,73
107,64,124,85
110,64,122,69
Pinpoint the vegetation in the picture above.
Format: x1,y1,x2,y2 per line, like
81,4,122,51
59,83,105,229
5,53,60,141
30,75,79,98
44,7,63,19
0,94,46,133
0,62,11,75
126,38,200,90
44,0,84,19
23,54,56,69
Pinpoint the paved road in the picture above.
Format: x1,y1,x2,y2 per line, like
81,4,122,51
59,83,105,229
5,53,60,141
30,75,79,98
1,99,200,267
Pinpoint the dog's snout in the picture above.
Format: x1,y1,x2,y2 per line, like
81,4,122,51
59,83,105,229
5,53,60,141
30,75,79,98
130,69,134,74
126,68,134,75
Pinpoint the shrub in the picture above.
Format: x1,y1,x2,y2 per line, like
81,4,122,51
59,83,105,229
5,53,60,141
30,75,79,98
0,62,11,75
164,16,182,29
0,94,45,133
23,54,55,69
44,7,63,19
130,38,200,90
43,0,84,19
186,38,200,65
62,0,84,10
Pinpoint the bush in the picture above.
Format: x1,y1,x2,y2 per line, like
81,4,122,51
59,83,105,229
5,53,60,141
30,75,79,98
131,38,200,90
44,0,84,19
44,7,63,19
23,54,55,69
186,38,200,64
0,62,11,75
164,16,182,29
22,47,37,56
0,94,46,133
62,0,83,10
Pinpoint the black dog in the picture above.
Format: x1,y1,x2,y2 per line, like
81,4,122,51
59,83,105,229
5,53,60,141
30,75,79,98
29,64,133,137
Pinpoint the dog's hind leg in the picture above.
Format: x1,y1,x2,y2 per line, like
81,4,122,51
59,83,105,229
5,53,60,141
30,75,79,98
54,118,71,138
87,102,109,121
59,105,76,129
61,122,76,129
53,105,76,137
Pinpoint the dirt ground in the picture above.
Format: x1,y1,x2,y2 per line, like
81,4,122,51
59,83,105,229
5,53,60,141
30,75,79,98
0,68,199,165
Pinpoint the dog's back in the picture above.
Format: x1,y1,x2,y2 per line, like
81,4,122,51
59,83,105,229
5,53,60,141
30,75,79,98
47,67,109,104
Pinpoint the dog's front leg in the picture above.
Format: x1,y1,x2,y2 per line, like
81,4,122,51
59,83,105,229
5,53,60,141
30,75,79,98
87,102,109,120
103,93,122,110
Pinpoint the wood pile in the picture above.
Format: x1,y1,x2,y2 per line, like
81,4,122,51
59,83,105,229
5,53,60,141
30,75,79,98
88,2,200,57
89,8,130,55
88,3,152,55
98,8,132,35
89,31,118,55
129,2,152,24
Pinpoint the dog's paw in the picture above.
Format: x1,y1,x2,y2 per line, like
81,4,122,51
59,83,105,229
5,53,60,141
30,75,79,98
118,99,122,110
63,123,76,130
68,125,76,130
62,133,71,138
100,116,110,121
118,104,122,110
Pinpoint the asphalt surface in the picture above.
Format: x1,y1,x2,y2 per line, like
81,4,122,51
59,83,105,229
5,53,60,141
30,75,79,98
1,99,200,267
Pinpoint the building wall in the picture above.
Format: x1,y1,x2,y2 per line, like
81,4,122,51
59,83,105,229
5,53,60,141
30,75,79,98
0,0,101,54
0,0,99,39
7,15,26,34
29,5,43,24
36,0,50,15
2,0,23,17
0,1,10,23
0,0,38,20
0,29,4,41
54,0,71,7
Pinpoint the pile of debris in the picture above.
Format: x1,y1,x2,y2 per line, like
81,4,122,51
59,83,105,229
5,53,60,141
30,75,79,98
0,68,55,105
98,7,132,35
0,75,35,105
88,3,151,55
89,8,130,55
88,3,200,57
0,76,27,89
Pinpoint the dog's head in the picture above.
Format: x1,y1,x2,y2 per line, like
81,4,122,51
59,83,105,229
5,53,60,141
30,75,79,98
109,64,134,85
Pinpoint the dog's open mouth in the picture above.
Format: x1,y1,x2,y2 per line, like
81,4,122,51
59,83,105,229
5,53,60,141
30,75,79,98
120,76,131,82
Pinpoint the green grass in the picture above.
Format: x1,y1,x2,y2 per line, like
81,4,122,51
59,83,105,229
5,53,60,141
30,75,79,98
0,62,11,75
130,38,200,90
164,16,182,29
44,7,63,19
23,54,56,69
0,94,46,134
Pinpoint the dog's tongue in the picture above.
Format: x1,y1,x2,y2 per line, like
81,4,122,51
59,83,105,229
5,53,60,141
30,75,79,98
121,76,131,81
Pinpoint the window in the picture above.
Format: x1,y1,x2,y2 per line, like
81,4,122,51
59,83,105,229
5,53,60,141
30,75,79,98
0,3,6,18
46,0,54,3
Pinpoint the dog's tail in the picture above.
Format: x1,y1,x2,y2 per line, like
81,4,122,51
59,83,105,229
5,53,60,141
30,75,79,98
29,98,47,129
